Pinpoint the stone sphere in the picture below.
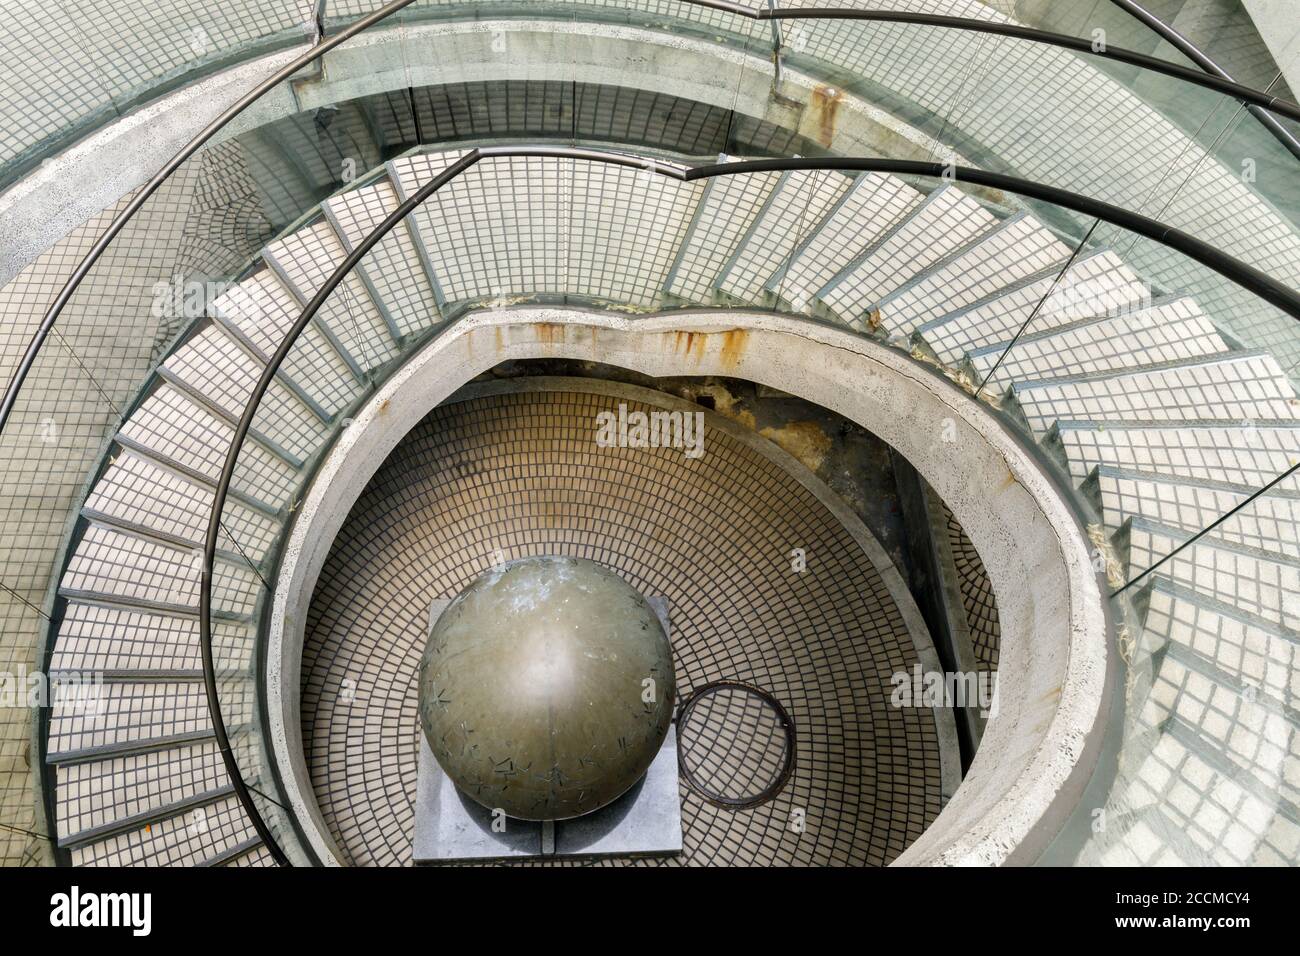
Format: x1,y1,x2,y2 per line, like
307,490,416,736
418,556,676,820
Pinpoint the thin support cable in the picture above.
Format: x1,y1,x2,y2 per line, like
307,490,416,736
975,219,1100,400
1113,461,1300,597
0,580,50,622
7,0,1300,437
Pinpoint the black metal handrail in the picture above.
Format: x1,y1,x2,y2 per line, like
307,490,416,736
2,0,1296,866
199,145,1300,863
5,1,1300,439
712,1,1300,121
1103,0,1300,161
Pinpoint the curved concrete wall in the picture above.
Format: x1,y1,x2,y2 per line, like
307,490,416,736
269,306,1112,867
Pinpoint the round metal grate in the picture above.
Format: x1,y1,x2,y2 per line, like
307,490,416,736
677,681,796,809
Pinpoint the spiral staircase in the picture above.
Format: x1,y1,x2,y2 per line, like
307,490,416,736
2,0,1298,868
31,143,1294,865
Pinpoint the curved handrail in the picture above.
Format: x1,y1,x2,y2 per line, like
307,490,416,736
1,0,1295,866
1103,0,1300,161
731,3,1300,121
198,145,1300,860
5,1,1300,439
0,0,420,436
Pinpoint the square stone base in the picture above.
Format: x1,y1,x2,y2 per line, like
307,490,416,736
412,593,682,863
412,726,682,862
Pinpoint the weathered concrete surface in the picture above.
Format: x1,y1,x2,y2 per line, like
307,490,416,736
1,19,961,289
0,47,304,288
269,306,1110,867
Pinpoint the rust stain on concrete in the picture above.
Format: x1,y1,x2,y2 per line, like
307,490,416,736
719,328,749,370
671,330,709,362
535,323,564,345
810,85,844,148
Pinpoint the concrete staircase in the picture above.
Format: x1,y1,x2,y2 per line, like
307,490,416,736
44,148,1299,865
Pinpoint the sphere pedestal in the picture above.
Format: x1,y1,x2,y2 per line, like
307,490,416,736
413,560,683,862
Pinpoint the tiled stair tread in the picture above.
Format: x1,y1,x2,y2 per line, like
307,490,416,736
60,523,261,618
664,165,782,303
1095,719,1293,865
567,159,706,305
1094,466,1299,557
399,154,574,304
874,212,1071,338
968,299,1227,389
1013,352,1300,437
216,841,272,866
210,270,359,414
767,172,923,313
54,743,230,842
1147,655,1293,802
387,149,471,195
263,220,397,372
1125,518,1299,631
393,153,703,308
50,600,252,674
68,794,258,867
388,151,475,306
816,185,999,324
1141,581,1297,704
117,384,300,507
325,178,442,337
715,168,852,304
46,681,213,757
85,451,277,564
161,326,328,463
1158,635,1297,731
969,296,1215,359
917,249,1149,364
1052,421,1300,487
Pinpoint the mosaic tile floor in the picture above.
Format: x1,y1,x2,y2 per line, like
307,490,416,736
300,382,944,866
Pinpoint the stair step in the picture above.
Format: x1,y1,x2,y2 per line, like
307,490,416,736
1092,466,1300,556
816,185,999,327
211,269,361,415
766,172,923,313
325,177,444,337
404,152,568,305
67,792,258,867
264,220,398,373
85,449,277,566
113,436,278,519
565,157,706,307
51,599,253,674
1012,352,1300,438
202,836,266,867
1141,579,1296,707
391,149,540,310
967,297,1227,391
714,168,851,304
59,523,262,617
46,679,213,761
1125,517,1299,631
1050,420,1300,488
873,212,1071,338
1147,646,1296,812
55,737,231,847
119,383,301,505
161,324,329,463
664,162,783,303
917,249,1149,365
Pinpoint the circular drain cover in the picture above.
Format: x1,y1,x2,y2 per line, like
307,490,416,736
677,681,796,809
